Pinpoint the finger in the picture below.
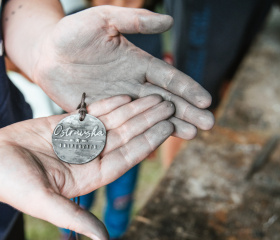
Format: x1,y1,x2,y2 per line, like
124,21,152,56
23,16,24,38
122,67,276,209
97,6,173,34
138,83,215,130
0,147,108,240
146,57,212,109
46,95,132,132
169,117,197,140
103,100,175,154
170,94,215,130
98,121,174,185
32,192,109,240
87,95,131,116
99,94,163,130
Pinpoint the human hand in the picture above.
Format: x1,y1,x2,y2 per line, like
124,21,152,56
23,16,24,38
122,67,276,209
33,6,214,139
0,95,174,240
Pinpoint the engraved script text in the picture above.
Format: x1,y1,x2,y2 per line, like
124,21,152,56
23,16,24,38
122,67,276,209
53,125,104,138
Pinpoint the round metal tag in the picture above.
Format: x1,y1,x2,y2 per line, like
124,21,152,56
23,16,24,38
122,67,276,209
52,114,106,164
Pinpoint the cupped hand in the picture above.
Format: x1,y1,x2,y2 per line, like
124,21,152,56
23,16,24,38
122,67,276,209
34,6,214,140
0,95,174,240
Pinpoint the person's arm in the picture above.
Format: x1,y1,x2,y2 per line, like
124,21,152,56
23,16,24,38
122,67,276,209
0,95,174,240
3,1,214,139
3,0,64,80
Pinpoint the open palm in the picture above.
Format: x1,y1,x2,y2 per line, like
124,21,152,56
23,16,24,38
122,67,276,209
0,95,174,240
34,6,214,139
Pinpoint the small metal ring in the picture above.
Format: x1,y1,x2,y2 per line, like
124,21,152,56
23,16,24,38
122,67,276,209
77,92,87,121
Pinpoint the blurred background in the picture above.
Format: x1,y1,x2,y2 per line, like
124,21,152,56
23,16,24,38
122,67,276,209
5,0,280,239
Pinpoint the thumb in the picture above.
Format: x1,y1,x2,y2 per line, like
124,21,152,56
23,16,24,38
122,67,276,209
31,191,109,240
99,6,173,34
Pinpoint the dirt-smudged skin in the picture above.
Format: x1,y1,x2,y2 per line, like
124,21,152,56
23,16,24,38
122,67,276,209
4,2,214,140
0,95,176,240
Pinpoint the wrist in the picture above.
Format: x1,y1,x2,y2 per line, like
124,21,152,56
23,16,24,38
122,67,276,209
30,22,59,85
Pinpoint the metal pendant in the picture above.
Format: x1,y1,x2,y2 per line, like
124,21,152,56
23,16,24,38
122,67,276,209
52,114,106,164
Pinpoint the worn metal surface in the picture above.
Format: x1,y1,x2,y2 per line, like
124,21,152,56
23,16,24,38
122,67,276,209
52,114,106,164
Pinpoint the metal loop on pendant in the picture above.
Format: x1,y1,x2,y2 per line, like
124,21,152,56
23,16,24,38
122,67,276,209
77,92,87,121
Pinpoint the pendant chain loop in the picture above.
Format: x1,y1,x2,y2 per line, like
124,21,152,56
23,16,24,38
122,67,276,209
77,92,87,121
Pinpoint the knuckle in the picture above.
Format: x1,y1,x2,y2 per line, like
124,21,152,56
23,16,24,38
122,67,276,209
120,123,130,134
126,102,137,115
134,14,141,33
117,133,127,146
137,9,151,31
163,91,173,102
97,5,111,18
181,104,192,120
117,125,130,144
165,68,176,88
100,115,110,125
